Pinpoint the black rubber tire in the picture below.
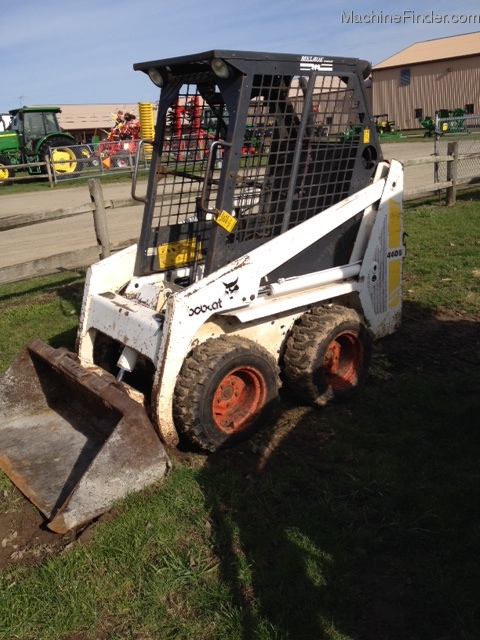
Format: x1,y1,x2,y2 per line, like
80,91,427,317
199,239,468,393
283,305,372,406
38,136,80,176
173,335,280,452
113,155,127,168
88,155,101,169
112,154,135,169
0,154,14,185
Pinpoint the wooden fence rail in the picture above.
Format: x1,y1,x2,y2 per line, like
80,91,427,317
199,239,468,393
0,178,141,285
0,160,54,187
403,143,480,204
1,149,479,285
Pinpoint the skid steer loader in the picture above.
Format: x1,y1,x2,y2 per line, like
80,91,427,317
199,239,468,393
0,50,404,533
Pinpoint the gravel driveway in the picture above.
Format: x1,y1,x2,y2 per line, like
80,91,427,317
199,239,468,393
0,141,435,270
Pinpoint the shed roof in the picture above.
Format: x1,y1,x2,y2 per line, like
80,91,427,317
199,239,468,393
374,31,480,69
56,104,150,131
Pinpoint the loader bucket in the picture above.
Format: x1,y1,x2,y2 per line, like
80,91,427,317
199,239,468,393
0,339,170,534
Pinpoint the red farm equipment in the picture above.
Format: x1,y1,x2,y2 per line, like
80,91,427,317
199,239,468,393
93,110,142,169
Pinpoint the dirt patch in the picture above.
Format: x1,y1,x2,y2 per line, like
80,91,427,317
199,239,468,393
0,490,74,569
0,304,478,572
0,484,102,570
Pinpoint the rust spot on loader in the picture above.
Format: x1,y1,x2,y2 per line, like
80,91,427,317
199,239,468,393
0,339,170,533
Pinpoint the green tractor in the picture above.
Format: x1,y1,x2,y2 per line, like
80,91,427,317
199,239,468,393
0,106,79,184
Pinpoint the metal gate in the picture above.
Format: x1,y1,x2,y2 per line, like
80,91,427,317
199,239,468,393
52,141,150,183
435,115,480,184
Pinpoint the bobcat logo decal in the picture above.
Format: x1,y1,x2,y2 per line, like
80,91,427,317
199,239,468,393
223,277,239,299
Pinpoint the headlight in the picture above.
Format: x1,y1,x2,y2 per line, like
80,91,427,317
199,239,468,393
211,58,230,79
148,68,164,87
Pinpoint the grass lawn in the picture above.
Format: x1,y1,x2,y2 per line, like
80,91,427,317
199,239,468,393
0,191,479,639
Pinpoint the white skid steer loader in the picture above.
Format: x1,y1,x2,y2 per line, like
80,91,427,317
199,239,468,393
0,50,404,533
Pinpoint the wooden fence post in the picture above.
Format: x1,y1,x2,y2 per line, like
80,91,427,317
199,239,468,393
445,141,458,206
88,178,111,258
45,159,54,188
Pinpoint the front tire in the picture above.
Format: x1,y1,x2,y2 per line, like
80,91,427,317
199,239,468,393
0,154,14,185
283,305,372,406
173,335,280,452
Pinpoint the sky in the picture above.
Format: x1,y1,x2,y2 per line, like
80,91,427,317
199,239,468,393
1,0,479,114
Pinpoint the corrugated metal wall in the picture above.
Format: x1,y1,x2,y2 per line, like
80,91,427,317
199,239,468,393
372,55,480,130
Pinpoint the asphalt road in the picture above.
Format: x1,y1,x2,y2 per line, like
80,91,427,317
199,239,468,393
0,140,435,270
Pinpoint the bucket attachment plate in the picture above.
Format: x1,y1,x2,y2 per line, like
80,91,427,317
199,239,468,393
0,339,170,533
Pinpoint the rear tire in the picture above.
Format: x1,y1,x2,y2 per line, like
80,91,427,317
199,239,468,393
0,154,14,185
173,335,280,452
283,305,372,406
39,136,80,177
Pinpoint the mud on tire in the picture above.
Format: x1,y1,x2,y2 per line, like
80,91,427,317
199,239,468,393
283,305,372,406
173,335,280,452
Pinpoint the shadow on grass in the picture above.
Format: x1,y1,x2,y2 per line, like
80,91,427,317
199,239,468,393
0,270,85,304
196,302,480,639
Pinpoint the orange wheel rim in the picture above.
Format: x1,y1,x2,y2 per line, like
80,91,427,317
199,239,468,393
323,331,363,391
212,366,266,433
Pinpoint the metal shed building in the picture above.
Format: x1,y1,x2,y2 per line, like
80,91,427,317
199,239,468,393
372,32,480,131
56,103,157,143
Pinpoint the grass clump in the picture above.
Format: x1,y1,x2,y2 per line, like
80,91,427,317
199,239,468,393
404,192,480,312
0,270,85,374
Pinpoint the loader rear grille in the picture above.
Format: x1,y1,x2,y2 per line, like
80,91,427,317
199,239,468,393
139,56,380,279
229,73,363,240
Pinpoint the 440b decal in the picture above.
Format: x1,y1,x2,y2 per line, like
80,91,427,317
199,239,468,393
387,249,403,259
